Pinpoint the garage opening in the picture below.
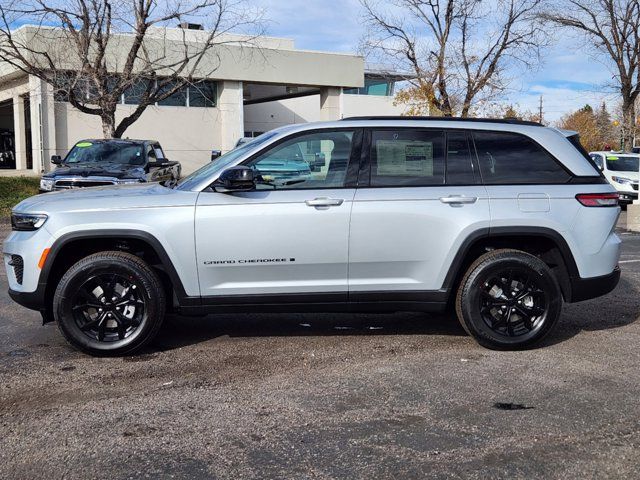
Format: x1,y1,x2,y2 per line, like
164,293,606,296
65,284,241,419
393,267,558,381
0,99,16,169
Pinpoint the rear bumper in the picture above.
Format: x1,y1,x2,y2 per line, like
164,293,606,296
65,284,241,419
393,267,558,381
568,266,620,303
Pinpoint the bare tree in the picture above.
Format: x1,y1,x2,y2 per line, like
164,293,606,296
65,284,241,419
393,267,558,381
0,0,263,138
542,0,640,149
360,0,546,117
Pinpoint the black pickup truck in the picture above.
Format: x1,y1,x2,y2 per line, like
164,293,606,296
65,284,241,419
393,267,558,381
40,139,181,192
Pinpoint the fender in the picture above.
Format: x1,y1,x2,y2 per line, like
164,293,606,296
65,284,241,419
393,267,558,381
20,229,196,315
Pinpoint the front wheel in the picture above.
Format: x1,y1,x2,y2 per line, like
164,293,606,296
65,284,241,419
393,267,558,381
53,251,166,356
455,249,562,350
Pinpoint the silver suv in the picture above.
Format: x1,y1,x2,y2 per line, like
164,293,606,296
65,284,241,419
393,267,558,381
4,118,621,355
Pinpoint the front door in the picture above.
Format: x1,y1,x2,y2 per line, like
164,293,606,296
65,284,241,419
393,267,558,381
195,129,359,300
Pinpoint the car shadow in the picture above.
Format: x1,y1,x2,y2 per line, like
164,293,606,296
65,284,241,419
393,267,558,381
152,310,467,352
150,274,639,352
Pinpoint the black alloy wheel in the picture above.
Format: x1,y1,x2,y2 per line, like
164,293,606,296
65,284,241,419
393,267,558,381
456,249,562,350
479,267,548,339
53,251,166,356
71,273,146,342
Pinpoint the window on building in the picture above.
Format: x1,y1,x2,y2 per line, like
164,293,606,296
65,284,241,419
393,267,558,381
369,129,445,186
189,80,217,107
124,78,154,105
245,130,355,190
157,80,187,106
344,79,395,96
474,131,570,184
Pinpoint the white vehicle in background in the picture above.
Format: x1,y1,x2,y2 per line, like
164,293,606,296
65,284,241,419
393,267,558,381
589,151,640,204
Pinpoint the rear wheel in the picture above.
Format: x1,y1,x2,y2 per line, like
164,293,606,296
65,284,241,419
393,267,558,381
53,251,166,356
455,249,562,350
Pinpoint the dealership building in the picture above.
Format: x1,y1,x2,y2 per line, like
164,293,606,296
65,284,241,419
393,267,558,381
0,25,408,174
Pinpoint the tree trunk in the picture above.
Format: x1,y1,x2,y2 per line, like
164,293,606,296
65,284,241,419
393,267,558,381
101,112,116,139
621,101,636,150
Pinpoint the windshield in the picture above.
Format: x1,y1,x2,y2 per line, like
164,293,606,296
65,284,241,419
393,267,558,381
177,131,280,191
605,154,639,172
64,142,145,166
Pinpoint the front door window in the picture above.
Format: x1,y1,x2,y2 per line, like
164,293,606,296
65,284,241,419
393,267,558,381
245,131,354,190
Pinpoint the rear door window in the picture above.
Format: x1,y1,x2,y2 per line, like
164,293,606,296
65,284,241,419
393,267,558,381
369,129,445,186
473,131,570,184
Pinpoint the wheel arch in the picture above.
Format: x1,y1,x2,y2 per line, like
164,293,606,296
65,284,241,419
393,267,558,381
443,227,579,302
41,229,192,319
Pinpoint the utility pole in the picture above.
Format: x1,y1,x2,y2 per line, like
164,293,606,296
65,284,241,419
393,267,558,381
538,95,544,125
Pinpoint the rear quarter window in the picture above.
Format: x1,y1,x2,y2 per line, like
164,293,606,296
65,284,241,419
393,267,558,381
473,131,570,184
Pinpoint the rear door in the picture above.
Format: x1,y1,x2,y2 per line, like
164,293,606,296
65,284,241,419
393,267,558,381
348,128,490,300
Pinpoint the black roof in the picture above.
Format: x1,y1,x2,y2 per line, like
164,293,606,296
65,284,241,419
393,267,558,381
340,116,542,127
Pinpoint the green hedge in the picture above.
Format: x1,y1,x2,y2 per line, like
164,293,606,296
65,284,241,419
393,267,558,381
0,177,40,220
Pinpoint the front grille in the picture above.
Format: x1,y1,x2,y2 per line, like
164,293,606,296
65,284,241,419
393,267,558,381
54,179,116,189
633,184,638,191
9,255,23,285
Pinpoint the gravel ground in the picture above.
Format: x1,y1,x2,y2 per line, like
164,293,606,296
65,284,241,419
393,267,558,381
0,216,639,479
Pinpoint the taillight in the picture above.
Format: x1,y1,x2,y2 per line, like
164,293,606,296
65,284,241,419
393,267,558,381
575,193,619,207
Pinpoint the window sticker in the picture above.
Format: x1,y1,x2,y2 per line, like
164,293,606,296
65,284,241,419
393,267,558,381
376,140,434,176
606,156,619,160
76,142,93,148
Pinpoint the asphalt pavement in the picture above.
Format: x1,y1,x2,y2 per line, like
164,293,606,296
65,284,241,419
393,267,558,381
0,215,639,479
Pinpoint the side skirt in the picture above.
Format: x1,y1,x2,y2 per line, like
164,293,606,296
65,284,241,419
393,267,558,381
176,290,450,316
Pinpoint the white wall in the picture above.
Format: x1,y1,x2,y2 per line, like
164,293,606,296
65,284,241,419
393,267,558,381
55,102,221,173
342,94,407,117
243,93,408,134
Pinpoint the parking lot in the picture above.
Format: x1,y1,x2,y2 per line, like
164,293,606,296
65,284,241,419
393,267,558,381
0,215,639,479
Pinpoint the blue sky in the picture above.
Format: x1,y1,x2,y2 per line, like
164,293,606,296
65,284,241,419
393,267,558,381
253,0,619,122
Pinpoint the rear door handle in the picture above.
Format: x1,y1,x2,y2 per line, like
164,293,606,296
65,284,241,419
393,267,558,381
305,197,344,208
439,195,478,205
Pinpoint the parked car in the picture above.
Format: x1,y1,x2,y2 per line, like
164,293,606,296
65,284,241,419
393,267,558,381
0,129,16,169
589,151,640,204
632,146,639,154
5,117,620,355
39,139,181,192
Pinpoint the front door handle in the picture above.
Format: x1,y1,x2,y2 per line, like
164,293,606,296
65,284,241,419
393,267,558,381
305,197,344,208
439,195,478,205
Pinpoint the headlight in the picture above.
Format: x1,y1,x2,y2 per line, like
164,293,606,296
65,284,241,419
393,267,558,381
11,213,48,231
40,178,54,191
611,176,634,185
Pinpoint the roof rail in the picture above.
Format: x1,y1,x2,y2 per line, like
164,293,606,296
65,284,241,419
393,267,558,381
340,116,543,127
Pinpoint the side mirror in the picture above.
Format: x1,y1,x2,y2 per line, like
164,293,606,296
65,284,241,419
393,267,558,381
51,155,62,165
149,159,170,168
211,150,222,162
213,166,256,193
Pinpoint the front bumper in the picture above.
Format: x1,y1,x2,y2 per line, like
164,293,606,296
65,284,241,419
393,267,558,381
568,266,621,303
8,287,46,311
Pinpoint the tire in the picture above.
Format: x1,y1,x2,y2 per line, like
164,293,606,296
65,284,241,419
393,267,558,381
455,249,562,350
53,251,166,356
